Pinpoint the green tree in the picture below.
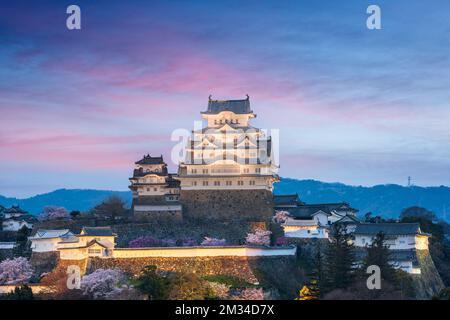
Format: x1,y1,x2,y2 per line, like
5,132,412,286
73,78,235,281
400,206,435,221
134,265,170,300
362,232,397,283
302,241,325,299
91,196,127,224
323,224,356,292
14,226,31,258
4,285,34,300
70,210,81,219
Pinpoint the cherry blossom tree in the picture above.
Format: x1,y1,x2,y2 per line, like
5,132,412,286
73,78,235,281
273,210,291,223
207,282,230,299
39,206,70,221
129,236,161,248
80,268,127,299
200,237,227,246
245,229,272,246
238,288,265,300
0,257,34,285
129,236,192,248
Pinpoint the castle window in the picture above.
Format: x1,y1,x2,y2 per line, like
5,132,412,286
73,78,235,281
203,169,208,174
192,181,197,186
146,188,150,192
249,180,256,185
191,169,197,174
203,181,209,186
226,181,232,186
255,168,261,173
154,188,157,191
237,181,244,186
214,181,221,186
243,168,249,173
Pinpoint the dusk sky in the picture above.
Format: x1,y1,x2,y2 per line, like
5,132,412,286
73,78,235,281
1,0,450,197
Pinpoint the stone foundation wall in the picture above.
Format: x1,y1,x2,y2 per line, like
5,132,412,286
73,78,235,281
133,210,182,222
88,256,262,283
180,189,274,221
412,249,445,299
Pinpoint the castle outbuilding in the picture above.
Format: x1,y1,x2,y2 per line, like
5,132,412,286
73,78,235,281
129,154,182,220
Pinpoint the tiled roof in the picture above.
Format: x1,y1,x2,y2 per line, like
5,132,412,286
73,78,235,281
274,194,301,206
135,154,165,165
166,175,181,188
283,219,319,227
80,226,115,237
354,223,423,236
3,205,28,214
6,214,37,223
30,229,73,240
202,96,253,114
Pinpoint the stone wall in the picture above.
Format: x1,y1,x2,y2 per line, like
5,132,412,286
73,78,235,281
30,251,59,279
412,249,445,299
133,210,182,222
88,255,297,285
180,189,274,221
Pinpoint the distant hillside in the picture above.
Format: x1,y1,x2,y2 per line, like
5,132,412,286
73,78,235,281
1,179,449,221
276,179,450,221
0,189,131,215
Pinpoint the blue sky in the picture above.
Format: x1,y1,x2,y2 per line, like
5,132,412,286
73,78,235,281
1,0,450,197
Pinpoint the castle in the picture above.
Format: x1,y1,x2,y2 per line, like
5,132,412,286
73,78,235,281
130,96,279,221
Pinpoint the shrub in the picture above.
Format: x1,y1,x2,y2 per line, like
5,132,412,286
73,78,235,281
4,285,34,300
134,265,170,300
202,275,255,289
168,273,212,300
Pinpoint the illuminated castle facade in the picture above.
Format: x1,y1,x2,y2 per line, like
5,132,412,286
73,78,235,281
129,96,279,221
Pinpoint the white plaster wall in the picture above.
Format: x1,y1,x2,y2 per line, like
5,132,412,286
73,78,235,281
31,238,61,252
283,226,328,239
112,246,296,258
354,235,418,250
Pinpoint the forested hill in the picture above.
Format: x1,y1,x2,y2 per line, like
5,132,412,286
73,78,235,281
1,179,449,221
276,179,450,221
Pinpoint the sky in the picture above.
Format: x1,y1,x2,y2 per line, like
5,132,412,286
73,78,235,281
1,0,450,198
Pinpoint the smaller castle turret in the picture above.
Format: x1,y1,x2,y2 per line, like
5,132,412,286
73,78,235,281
129,155,181,220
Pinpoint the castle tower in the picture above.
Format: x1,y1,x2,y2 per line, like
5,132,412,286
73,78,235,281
129,154,182,220
176,96,279,221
